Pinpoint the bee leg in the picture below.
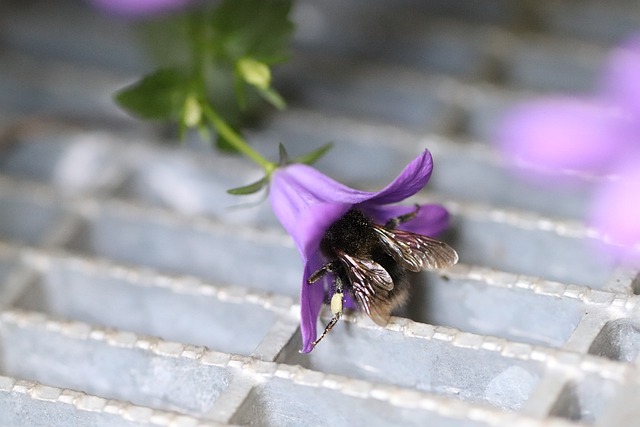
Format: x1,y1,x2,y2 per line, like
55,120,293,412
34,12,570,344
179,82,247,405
312,290,344,348
312,312,341,348
307,261,339,284
384,204,421,229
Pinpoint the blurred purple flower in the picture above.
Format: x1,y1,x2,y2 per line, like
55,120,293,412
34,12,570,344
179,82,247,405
269,149,450,352
591,160,640,260
89,0,192,17
497,34,640,262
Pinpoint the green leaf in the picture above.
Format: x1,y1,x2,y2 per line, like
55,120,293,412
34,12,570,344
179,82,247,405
292,142,334,166
115,68,189,121
227,176,268,195
257,86,286,110
278,143,290,166
210,0,293,64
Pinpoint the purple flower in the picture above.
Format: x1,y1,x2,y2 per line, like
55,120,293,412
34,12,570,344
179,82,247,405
88,0,192,17
497,33,640,262
269,149,450,352
590,161,640,261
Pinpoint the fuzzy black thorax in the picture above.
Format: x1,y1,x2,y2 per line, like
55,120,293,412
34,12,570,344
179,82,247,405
320,209,379,258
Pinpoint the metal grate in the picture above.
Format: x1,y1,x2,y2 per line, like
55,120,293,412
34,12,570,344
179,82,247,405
1,0,640,426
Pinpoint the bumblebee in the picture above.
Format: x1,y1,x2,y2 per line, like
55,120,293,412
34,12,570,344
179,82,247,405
308,206,458,347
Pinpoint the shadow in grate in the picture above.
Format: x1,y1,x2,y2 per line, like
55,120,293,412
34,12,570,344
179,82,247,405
549,375,619,425
0,253,20,297
588,319,640,363
632,273,640,295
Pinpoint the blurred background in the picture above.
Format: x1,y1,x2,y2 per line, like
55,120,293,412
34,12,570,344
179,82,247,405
0,1,640,426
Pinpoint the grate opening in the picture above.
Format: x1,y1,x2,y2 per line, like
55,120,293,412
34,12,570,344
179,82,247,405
65,211,301,296
0,129,125,196
230,377,482,427
0,315,232,416
406,273,585,348
0,192,64,246
276,317,542,410
0,390,154,427
446,216,615,288
14,262,279,355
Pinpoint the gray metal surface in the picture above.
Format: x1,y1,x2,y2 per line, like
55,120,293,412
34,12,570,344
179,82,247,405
0,0,639,426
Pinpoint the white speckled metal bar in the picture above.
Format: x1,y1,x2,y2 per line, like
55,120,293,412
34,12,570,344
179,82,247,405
1,0,640,426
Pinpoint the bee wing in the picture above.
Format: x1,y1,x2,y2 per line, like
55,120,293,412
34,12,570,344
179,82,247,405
338,251,394,292
336,251,394,326
373,226,459,272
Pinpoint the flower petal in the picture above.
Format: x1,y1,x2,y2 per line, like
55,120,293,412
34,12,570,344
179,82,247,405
343,291,356,310
270,166,354,255
364,149,434,205
269,148,448,351
300,253,328,353
590,159,640,263
89,0,192,17
362,203,450,236
270,149,436,256
497,97,621,179
272,163,369,206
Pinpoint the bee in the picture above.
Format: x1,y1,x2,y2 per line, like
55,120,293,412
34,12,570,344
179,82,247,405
308,206,458,348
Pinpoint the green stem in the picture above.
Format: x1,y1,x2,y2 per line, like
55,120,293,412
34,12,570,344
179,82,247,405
202,104,276,173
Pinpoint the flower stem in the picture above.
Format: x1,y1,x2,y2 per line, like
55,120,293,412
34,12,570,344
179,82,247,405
202,104,275,173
